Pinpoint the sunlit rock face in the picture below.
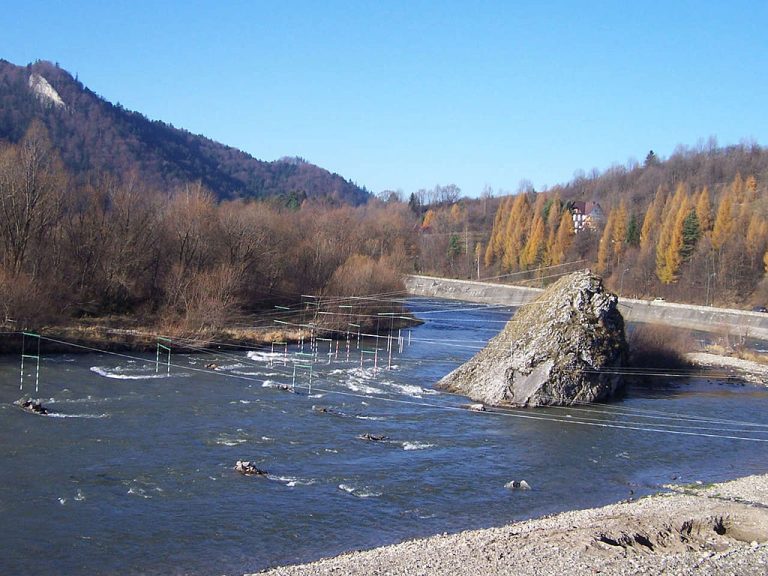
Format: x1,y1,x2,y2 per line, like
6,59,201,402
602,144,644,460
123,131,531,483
437,270,628,407
28,73,66,108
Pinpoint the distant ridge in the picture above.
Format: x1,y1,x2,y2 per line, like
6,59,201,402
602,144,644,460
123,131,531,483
0,59,370,204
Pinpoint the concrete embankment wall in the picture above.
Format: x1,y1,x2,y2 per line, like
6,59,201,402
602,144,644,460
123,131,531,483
405,274,768,341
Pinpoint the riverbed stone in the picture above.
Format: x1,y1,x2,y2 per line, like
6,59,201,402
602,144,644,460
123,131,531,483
437,269,628,407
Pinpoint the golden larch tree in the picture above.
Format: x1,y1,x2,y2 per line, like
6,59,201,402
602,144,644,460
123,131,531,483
746,214,768,265
542,194,562,266
550,210,574,266
611,200,629,262
745,175,758,203
597,208,615,274
640,185,666,251
485,196,510,267
501,193,530,271
450,203,466,226
521,214,545,269
421,209,436,230
695,187,712,234
711,189,735,251
666,194,691,282
731,173,745,204
655,183,689,283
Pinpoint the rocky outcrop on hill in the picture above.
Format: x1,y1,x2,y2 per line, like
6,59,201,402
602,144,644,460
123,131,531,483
437,270,628,407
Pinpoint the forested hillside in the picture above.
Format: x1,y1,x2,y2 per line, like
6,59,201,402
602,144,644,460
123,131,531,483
415,145,768,308
0,60,369,204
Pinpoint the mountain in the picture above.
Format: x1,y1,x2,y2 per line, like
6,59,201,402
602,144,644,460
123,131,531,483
0,60,370,204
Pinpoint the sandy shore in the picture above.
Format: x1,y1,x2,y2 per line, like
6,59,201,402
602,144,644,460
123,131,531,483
253,474,768,576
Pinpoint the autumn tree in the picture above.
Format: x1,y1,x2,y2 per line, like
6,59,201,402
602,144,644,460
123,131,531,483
745,214,768,269
501,193,531,271
656,183,690,283
611,200,629,263
711,187,735,251
421,209,436,230
695,187,712,234
521,214,545,269
640,186,666,252
450,202,466,226
485,196,510,267
597,209,614,274
550,211,574,265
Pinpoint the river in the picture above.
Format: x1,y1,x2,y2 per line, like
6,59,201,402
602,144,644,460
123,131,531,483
1,298,767,575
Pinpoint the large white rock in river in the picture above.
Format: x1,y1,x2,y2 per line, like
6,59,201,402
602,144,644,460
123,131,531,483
437,270,628,407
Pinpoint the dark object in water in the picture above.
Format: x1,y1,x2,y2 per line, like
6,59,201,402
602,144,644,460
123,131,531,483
20,399,48,415
313,405,347,417
358,433,389,442
234,460,267,476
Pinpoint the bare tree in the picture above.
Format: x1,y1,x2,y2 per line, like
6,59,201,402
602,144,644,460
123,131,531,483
0,121,64,278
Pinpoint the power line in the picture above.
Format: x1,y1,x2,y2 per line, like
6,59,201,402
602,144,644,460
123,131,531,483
6,326,766,443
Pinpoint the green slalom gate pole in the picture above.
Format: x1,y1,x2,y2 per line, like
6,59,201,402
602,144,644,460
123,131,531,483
20,332,41,393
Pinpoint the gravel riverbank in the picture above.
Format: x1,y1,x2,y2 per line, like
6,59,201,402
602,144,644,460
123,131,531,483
254,474,768,576
686,352,768,385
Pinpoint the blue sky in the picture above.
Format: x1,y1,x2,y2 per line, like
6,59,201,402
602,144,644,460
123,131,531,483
3,1,767,196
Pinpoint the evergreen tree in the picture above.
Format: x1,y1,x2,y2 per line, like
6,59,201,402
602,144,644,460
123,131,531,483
448,234,462,258
680,210,701,261
625,213,640,247
407,192,421,215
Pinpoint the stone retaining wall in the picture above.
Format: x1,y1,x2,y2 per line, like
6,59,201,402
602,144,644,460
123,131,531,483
405,274,768,340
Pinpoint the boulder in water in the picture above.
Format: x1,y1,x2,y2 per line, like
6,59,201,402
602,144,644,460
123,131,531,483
358,433,389,442
505,480,531,490
438,270,628,407
17,398,49,415
234,460,267,476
